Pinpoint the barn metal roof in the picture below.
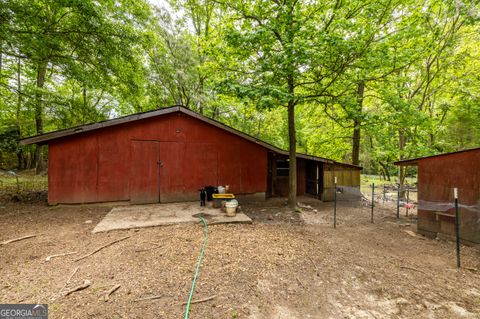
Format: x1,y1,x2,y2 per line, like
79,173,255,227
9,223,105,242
394,147,480,166
19,105,361,169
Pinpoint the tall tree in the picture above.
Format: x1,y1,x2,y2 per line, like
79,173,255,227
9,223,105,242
217,0,402,208
1,0,153,173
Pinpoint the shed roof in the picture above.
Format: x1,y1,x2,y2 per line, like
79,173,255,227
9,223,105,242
20,105,361,169
394,147,480,166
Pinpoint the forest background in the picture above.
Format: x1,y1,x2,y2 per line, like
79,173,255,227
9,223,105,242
0,0,478,192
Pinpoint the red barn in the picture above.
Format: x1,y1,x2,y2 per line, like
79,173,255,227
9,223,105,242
20,106,360,205
395,148,480,244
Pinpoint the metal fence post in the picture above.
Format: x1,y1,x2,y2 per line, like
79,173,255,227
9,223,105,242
454,187,460,268
371,181,374,223
334,177,337,228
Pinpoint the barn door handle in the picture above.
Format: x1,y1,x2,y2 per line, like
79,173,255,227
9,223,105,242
157,161,163,167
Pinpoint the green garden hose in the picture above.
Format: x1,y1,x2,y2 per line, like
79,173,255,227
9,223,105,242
184,214,208,319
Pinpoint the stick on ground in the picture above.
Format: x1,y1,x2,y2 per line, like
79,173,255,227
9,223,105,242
46,251,77,262
63,279,91,296
182,295,217,306
134,295,163,302
400,266,428,275
66,267,79,283
103,284,121,302
1,234,39,245
75,236,130,262
296,277,306,289
58,267,79,296
308,256,320,276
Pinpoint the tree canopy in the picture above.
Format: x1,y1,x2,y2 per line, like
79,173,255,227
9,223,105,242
0,0,478,204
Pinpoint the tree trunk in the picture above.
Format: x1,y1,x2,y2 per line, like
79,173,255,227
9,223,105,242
0,48,3,75
17,58,23,169
17,149,24,170
352,80,365,166
34,61,48,174
17,57,21,121
28,147,35,169
287,99,297,210
398,129,407,199
398,129,406,184
379,161,391,181
83,86,88,124
198,76,204,115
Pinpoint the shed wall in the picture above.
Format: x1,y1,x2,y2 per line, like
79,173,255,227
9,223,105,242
48,112,268,204
417,149,480,243
322,164,361,201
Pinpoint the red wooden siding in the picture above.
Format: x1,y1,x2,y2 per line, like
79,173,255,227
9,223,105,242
159,141,187,202
48,112,268,204
418,150,480,204
417,149,480,243
130,140,160,204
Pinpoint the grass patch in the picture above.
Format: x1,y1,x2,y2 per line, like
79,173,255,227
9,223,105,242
361,174,416,187
0,170,48,193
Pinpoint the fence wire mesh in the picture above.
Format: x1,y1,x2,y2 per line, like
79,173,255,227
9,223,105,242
0,172,48,201
329,181,479,246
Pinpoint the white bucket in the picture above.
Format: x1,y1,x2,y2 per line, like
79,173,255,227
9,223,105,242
217,186,226,194
225,199,238,217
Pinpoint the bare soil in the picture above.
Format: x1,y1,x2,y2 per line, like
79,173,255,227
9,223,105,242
1,196,479,319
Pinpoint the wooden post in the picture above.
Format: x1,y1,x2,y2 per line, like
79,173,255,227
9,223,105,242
396,185,400,219
406,188,410,217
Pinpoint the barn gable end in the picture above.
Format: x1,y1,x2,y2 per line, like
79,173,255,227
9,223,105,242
47,112,268,204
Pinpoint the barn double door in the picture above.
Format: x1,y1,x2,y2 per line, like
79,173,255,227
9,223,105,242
130,140,185,204
130,140,218,204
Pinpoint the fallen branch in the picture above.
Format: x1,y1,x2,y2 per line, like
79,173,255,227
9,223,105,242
400,266,428,275
66,267,79,283
296,277,305,289
103,284,121,302
134,295,163,302
58,267,79,296
182,295,217,305
1,234,39,245
75,236,130,262
63,279,91,296
46,251,77,262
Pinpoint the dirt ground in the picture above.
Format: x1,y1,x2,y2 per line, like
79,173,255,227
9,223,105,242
1,196,479,319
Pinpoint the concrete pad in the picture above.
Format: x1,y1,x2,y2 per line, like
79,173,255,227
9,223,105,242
92,202,252,233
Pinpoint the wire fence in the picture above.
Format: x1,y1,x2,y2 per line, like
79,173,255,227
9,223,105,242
329,182,479,268
0,173,48,201
327,183,419,217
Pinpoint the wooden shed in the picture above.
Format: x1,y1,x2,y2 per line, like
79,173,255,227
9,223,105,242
20,106,361,205
395,148,480,244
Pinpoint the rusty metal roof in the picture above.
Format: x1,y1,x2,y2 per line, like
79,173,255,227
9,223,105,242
394,147,480,166
19,105,362,169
